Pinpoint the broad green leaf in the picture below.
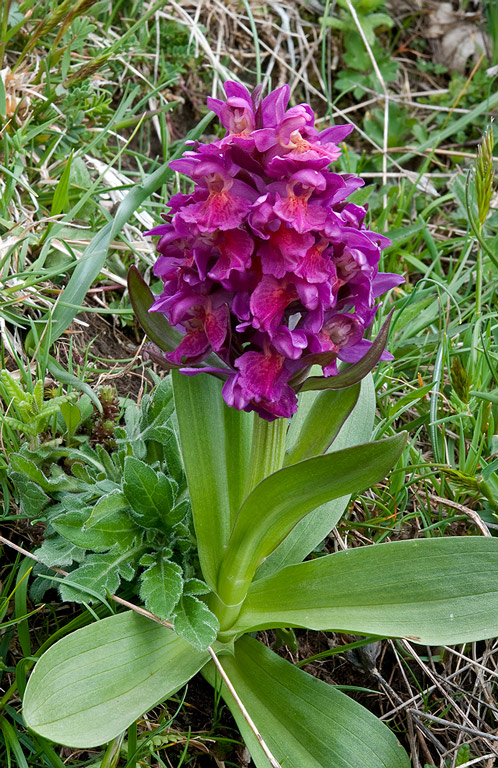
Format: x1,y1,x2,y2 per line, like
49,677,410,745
23,611,209,747
284,383,360,465
59,549,138,602
172,371,252,590
84,490,131,530
233,537,498,645
223,399,253,519
183,578,211,596
217,433,407,606
59,401,82,434
257,376,375,578
146,375,175,416
203,635,409,768
122,456,175,528
173,595,219,651
139,558,183,621
165,499,190,527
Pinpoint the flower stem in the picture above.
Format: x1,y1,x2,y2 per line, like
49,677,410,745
243,415,288,499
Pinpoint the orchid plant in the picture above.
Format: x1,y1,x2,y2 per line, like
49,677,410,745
23,83,498,768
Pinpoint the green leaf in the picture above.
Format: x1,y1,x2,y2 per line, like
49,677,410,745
9,454,77,493
9,455,53,491
35,537,85,568
0,716,30,768
139,557,183,621
52,499,133,553
0,72,6,117
183,578,211,596
45,355,103,412
59,400,82,434
384,221,426,249
165,499,190,527
203,635,410,768
233,537,498,645
51,151,73,216
23,611,209,747
172,371,252,590
300,312,393,392
257,376,376,578
217,433,407,606
59,549,138,602
9,473,50,517
284,383,360,465
122,456,175,528
153,426,185,487
127,266,182,351
173,595,219,651
396,89,498,167
83,491,140,549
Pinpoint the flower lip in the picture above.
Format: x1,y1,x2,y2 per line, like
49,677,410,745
287,168,327,195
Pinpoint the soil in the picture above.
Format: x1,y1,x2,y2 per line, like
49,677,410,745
56,308,154,401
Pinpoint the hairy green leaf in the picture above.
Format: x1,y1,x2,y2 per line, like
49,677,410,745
123,456,175,528
35,537,85,568
59,549,138,602
52,497,137,552
173,595,219,651
9,473,50,518
9,454,76,493
139,557,183,621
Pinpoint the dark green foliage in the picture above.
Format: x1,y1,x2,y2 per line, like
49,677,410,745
8,377,218,646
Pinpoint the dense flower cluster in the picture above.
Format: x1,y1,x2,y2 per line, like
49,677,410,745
146,82,402,420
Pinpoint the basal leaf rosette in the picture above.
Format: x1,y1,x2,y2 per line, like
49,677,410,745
145,81,402,420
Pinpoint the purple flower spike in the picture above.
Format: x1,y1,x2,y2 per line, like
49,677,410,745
145,82,402,420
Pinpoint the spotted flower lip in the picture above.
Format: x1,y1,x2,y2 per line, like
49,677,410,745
145,81,403,420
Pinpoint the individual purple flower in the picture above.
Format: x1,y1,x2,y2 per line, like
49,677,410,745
145,81,403,420
223,346,298,420
206,82,255,140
